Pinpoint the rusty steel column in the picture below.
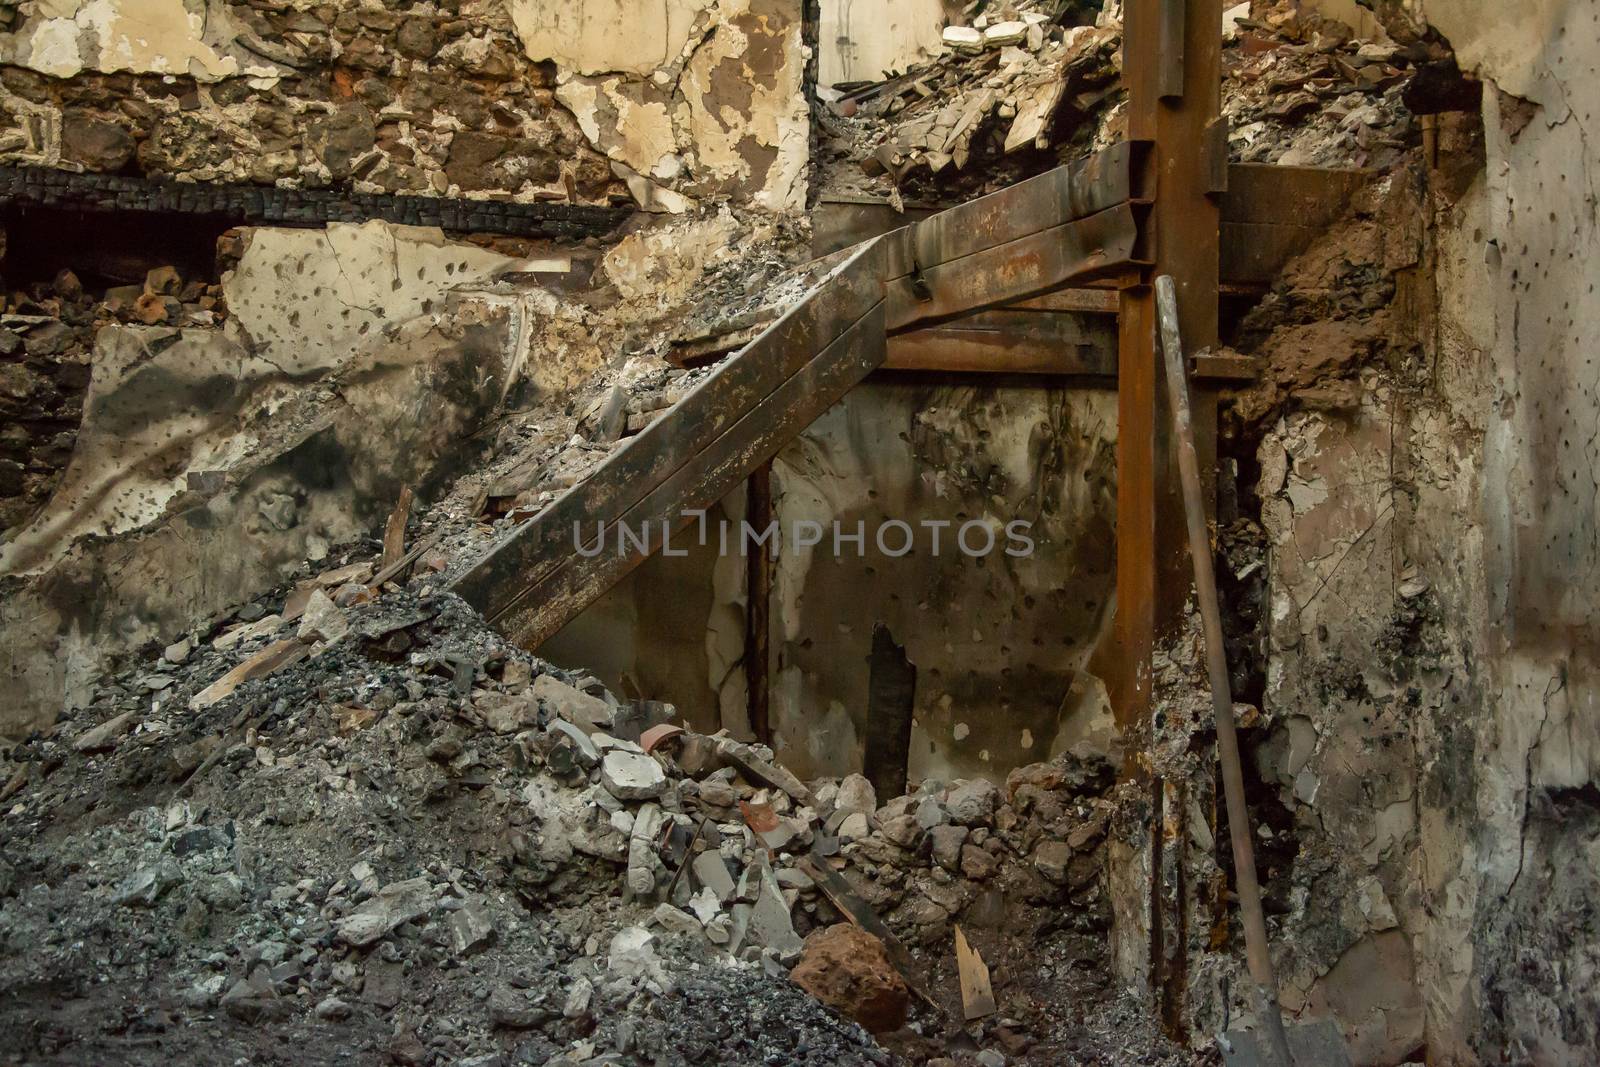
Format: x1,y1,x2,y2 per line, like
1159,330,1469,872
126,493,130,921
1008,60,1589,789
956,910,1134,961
1114,0,1223,1040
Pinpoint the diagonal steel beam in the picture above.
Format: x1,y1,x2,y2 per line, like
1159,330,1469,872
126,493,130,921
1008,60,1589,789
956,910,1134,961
490,302,887,650
451,237,890,631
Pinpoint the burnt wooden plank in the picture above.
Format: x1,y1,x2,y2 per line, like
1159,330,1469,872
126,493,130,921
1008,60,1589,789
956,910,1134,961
745,462,773,744
499,303,888,648
453,239,889,627
885,202,1143,332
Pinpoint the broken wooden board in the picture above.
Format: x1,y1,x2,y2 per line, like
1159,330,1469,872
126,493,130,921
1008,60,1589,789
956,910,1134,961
800,853,934,1006
382,486,413,571
368,532,443,592
954,925,997,1021
190,638,311,710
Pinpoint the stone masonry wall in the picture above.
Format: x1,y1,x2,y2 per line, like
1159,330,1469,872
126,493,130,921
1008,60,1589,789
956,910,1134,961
0,0,809,214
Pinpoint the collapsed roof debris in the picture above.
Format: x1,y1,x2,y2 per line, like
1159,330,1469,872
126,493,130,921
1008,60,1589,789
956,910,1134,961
0,550,1184,1064
818,0,1421,204
818,2,1120,201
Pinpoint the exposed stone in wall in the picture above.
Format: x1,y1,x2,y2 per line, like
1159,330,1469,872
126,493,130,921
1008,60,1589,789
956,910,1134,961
0,0,810,213
0,297,92,533
0,0,622,202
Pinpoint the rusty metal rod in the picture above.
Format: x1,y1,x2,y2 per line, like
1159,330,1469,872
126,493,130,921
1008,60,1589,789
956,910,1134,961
1154,274,1294,1067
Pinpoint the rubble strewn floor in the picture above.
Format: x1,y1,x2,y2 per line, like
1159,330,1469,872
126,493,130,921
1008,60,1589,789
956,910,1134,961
0,545,1197,1065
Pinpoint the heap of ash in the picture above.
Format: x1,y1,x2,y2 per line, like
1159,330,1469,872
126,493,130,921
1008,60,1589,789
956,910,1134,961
0,585,1190,1066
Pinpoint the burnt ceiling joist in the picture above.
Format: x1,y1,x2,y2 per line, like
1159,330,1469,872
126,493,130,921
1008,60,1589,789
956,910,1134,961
0,165,629,241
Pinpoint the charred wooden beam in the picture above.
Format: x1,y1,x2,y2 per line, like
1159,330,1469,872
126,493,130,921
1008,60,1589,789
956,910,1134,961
862,624,916,802
745,462,773,745
0,165,628,241
885,202,1145,331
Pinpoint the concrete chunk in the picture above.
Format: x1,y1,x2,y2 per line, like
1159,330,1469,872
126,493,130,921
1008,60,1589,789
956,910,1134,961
601,750,667,801
534,674,612,731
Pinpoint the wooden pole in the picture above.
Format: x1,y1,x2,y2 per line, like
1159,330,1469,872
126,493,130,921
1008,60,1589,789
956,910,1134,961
1155,275,1293,1067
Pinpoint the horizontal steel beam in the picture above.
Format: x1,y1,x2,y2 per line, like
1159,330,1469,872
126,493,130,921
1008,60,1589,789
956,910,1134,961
885,202,1145,332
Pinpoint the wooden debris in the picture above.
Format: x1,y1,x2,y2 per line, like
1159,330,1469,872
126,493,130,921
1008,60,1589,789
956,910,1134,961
316,560,374,588
382,487,414,571
954,925,997,1021
190,638,311,710
2,765,30,802
715,738,817,809
368,531,443,592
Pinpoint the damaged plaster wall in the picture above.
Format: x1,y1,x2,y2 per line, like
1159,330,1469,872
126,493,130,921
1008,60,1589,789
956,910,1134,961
768,380,1120,782
0,221,544,737
538,0,811,213
1413,1,1600,1061
1236,3,1600,1062
0,0,808,212
817,0,948,87
528,379,1122,786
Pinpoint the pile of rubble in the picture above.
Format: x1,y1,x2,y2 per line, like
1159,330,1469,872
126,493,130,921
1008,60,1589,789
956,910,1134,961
1222,3,1422,170
818,0,1426,205
818,2,1118,201
0,520,1181,1064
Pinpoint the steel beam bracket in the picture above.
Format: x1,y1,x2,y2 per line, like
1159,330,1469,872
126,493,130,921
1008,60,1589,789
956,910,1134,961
1203,117,1230,196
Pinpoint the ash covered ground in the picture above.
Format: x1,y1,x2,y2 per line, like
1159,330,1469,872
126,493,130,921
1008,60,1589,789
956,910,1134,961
0,556,1195,1066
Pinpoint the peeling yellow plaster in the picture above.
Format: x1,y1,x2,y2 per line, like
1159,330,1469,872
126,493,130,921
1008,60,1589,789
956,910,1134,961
555,74,678,179
5,0,240,80
509,0,715,76
678,7,808,211
512,0,805,212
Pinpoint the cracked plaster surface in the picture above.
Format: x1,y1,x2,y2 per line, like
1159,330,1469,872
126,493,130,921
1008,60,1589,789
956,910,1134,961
527,0,809,212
